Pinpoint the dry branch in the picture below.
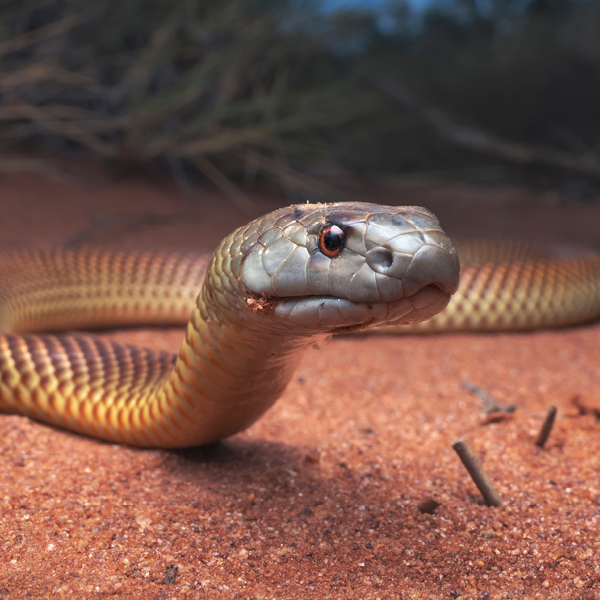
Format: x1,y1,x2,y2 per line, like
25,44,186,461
452,437,503,507
0,13,90,57
461,381,515,414
241,149,342,200
358,73,600,181
189,155,255,214
535,406,557,449
5,105,118,156
148,127,273,160
0,62,93,90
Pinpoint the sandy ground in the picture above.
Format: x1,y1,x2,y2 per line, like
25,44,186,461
0,171,599,599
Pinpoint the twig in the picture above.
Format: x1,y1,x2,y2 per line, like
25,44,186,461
188,155,255,215
255,72,297,202
3,105,118,157
242,149,341,200
165,127,273,159
0,62,94,90
0,13,92,57
166,153,194,199
461,381,515,414
452,437,502,507
0,105,122,123
242,147,259,188
535,406,557,449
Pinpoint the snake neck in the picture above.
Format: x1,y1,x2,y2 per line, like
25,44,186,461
154,253,319,447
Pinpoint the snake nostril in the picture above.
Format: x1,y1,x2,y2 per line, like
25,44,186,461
366,247,394,273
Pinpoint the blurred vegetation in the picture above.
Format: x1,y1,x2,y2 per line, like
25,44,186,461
1,0,600,199
336,0,600,192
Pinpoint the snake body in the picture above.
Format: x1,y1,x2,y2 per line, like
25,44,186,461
0,202,598,448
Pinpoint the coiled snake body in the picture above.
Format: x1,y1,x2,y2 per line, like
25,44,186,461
0,202,599,448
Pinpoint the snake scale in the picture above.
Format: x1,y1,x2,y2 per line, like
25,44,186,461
0,202,599,448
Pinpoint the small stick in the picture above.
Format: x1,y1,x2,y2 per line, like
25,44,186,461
461,381,515,414
535,406,557,448
452,437,502,507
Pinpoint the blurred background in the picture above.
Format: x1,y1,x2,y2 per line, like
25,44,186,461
1,0,600,247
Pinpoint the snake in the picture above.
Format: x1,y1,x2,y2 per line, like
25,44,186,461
0,201,598,448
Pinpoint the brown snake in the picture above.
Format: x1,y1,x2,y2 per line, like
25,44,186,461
0,202,598,448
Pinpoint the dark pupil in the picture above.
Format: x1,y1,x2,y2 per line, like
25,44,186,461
323,226,344,252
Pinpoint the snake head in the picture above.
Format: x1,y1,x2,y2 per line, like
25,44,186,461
231,202,460,334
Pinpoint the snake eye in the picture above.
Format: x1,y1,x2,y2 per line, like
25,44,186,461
318,224,345,258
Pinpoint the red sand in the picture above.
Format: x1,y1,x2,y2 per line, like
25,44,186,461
0,171,599,599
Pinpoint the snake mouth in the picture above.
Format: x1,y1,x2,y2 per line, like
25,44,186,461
270,283,452,333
